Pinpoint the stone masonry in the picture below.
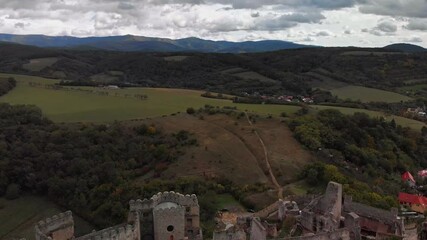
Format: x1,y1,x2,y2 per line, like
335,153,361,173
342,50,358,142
34,192,202,240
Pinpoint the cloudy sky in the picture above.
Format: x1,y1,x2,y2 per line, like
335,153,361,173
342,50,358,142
1,0,427,47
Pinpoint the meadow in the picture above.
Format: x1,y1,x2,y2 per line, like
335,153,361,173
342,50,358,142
0,196,93,240
0,73,425,130
0,73,300,122
22,57,58,72
313,105,426,131
330,86,412,103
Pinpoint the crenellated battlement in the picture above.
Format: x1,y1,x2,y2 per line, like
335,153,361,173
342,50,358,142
75,223,138,240
129,191,198,212
34,192,201,240
35,211,74,240
153,205,185,217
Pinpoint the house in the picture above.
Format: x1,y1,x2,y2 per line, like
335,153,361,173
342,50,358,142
419,169,427,179
399,192,427,214
302,97,314,103
401,171,416,186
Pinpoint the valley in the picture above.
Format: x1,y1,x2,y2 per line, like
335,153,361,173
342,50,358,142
1,43,427,240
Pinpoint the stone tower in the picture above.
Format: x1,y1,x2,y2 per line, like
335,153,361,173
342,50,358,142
129,191,203,240
34,192,202,240
35,211,74,240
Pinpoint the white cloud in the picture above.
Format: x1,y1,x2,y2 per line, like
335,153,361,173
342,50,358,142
0,0,425,47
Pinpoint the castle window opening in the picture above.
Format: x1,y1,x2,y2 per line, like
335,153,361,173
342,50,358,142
187,218,192,225
167,225,174,232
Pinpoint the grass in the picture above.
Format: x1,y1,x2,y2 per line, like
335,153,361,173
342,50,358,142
330,86,412,103
22,58,58,71
0,73,300,123
215,194,243,210
313,105,426,131
163,56,189,61
0,195,93,240
283,180,310,196
398,84,427,96
233,71,278,84
0,73,424,130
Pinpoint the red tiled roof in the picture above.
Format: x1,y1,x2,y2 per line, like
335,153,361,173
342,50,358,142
399,192,427,206
419,170,427,177
402,172,416,183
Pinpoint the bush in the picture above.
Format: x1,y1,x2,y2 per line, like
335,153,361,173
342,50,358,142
5,184,20,200
186,107,195,115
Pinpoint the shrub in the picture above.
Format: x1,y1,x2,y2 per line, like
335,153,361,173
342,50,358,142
5,184,20,200
186,107,196,114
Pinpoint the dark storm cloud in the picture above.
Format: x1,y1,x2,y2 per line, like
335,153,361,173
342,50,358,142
118,2,135,10
253,12,325,31
14,22,27,28
209,0,356,10
376,21,397,32
358,0,427,18
279,12,325,23
364,20,397,36
405,19,427,31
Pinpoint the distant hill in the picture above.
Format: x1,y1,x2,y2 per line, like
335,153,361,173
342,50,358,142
384,43,426,53
0,33,313,53
1,42,427,98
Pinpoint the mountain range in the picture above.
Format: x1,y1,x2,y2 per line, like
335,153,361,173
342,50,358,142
0,33,313,53
0,33,425,53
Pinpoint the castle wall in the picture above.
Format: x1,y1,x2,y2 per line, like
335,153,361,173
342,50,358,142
153,206,185,240
213,229,246,240
283,228,351,240
129,192,199,213
319,182,342,224
35,211,74,240
249,218,266,240
75,223,139,240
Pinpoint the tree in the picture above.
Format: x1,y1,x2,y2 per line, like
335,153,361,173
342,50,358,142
5,184,20,200
186,107,195,115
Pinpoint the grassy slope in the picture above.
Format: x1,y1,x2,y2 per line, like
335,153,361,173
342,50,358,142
330,85,412,103
313,105,426,131
143,114,313,186
0,73,300,122
0,196,93,240
232,71,278,84
0,73,424,130
22,58,58,72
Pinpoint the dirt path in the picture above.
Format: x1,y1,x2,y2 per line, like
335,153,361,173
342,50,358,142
245,112,284,199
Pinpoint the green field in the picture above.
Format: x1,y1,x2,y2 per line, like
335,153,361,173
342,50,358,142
313,105,426,131
215,194,244,210
232,71,278,84
398,84,427,96
0,196,93,240
1,73,424,130
163,56,189,62
330,86,412,103
22,58,58,71
0,73,300,122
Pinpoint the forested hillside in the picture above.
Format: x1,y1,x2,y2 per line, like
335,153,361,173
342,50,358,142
291,109,427,208
0,103,199,227
1,43,427,97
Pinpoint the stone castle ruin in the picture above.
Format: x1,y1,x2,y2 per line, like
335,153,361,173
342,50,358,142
213,182,405,240
35,191,202,240
34,184,408,240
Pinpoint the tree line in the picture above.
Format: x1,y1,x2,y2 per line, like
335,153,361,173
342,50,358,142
0,77,16,96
